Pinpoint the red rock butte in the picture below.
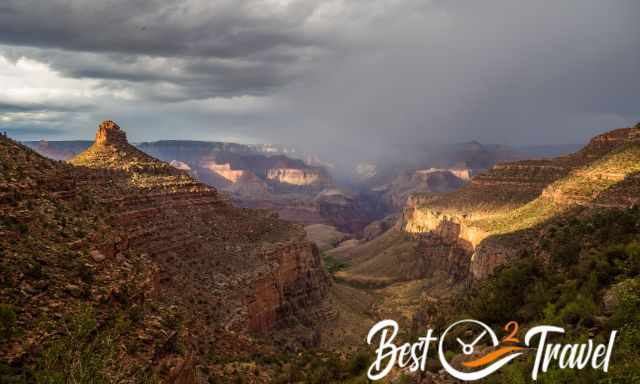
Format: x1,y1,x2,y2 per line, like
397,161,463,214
95,120,127,146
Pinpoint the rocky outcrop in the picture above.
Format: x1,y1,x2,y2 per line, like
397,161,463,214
0,134,177,378
247,242,330,333
74,121,331,338
403,124,640,281
95,120,127,145
266,168,329,186
0,121,333,380
202,161,250,183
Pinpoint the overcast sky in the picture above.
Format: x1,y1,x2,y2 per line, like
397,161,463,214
0,0,639,160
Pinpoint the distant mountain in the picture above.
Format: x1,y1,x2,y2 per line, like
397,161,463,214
26,137,384,233
23,140,92,160
25,139,331,193
137,140,331,191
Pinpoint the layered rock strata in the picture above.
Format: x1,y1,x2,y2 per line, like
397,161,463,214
0,121,332,381
403,124,640,280
71,121,331,336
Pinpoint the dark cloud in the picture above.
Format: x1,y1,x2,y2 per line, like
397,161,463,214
0,101,91,113
275,0,640,160
0,0,326,100
0,0,638,165
26,49,298,100
0,1,318,58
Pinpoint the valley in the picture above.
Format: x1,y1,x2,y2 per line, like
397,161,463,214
4,121,640,383
311,122,640,383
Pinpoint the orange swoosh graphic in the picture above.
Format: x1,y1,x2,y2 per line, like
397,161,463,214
462,346,525,368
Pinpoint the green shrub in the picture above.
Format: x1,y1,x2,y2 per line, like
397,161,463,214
346,351,369,376
16,223,28,235
323,255,350,274
467,259,545,324
0,304,17,340
556,294,596,326
31,307,120,384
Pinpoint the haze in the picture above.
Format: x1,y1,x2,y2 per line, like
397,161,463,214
1,0,639,163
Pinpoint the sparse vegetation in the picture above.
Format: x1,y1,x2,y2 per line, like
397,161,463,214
0,304,17,341
461,206,640,383
323,254,350,274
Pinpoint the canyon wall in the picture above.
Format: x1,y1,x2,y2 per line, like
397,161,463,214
402,124,640,281
69,121,333,345
2,122,335,381
266,168,328,186
247,242,330,333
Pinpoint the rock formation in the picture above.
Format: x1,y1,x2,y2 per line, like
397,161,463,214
95,120,127,145
384,168,469,208
266,168,329,186
1,121,331,382
402,124,640,280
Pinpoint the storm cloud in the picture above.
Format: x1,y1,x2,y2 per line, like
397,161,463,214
0,0,638,158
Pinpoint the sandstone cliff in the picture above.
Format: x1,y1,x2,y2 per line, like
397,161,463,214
403,124,640,280
72,121,332,336
266,167,329,186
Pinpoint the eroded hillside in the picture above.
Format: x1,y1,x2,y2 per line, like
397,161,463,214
0,121,331,383
403,124,640,279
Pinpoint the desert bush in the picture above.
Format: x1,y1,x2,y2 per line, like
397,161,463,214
0,304,17,340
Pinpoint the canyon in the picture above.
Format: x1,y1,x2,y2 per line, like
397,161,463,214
329,124,640,291
25,139,384,234
401,124,640,281
10,121,640,383
25,138,533,237
1,121,332,382
313,123,640,383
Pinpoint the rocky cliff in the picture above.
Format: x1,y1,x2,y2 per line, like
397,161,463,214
403,124,640,280
1,121,331,382
26,138,341,223
72,121,331,335
384,168,469,208
136,140,330,189
266,168,329,186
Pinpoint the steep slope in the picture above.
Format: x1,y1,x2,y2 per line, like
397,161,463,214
1,134,178,382
330,228,423,286
403,124,640,280
1,121,331,383
327,124,640,287
71,121,332,337
304,224,351,252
